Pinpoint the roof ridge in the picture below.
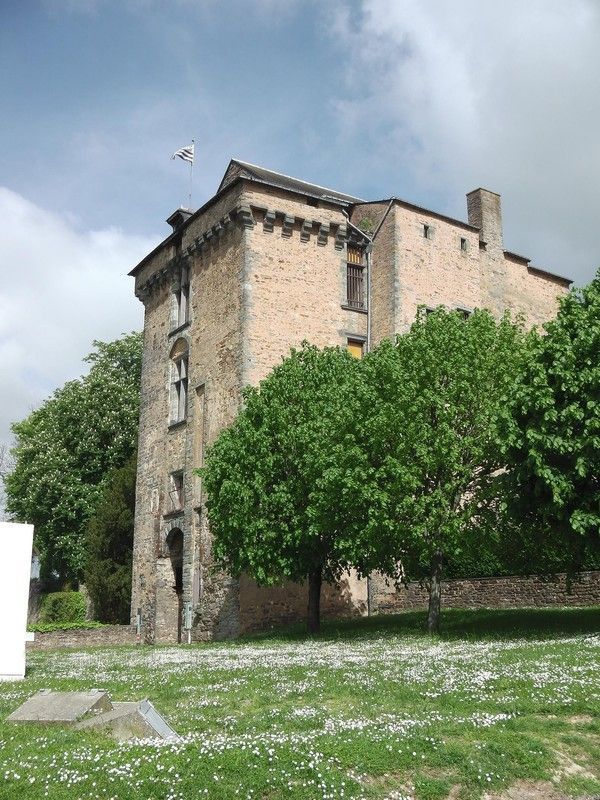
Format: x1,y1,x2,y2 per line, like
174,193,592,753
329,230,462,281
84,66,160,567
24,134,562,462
230,158,363,202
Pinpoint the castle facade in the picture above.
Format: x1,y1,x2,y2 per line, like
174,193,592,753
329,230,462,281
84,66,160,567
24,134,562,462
129,159,570,643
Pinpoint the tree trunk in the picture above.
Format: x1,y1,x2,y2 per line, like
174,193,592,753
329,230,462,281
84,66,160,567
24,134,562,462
427,550,443,634
307,568,322,634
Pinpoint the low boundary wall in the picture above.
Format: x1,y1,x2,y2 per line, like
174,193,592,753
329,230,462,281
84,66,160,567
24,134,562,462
24,571,599,647
27,624,135,650
371,570,600,613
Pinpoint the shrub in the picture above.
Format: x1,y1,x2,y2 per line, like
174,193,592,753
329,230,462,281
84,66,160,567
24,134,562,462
38,591,86,624
84,451,136,623
29,620,105,633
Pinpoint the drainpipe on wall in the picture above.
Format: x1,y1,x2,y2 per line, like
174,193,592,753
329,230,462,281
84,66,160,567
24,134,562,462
342,210,373,352
366,245,372,354
365,243,373,615
342,210,374,615
372,198,395,240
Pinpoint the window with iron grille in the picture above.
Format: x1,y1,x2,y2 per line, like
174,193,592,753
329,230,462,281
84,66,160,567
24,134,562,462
346,247,365,309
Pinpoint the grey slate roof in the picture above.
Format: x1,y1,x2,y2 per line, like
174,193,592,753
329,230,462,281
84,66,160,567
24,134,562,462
218,159,364,205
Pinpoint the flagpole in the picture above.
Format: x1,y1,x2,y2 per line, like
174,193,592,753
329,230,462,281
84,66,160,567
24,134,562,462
188,139,194,209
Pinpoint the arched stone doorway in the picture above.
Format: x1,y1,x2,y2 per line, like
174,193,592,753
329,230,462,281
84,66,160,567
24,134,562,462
156,528,184,643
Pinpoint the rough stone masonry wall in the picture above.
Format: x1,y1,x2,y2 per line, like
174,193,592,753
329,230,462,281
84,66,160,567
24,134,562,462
131,181,248,643
242,184,367,387
131,177,571,643
27,625,135,650
371,571,600,613
131,279,177,643
230,185,370,631
28,572,600,648
353,201,397,345
502,257,570,329
181,189,250,642
391,203,481,333
238,570,368,634
354,192,568,339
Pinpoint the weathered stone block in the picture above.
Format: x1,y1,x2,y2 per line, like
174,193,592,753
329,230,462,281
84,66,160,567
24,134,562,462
8,689,111,724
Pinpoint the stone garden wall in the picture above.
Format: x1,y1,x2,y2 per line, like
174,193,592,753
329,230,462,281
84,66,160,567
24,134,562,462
371,571,600,613
25,571,599,648
27,625,135,650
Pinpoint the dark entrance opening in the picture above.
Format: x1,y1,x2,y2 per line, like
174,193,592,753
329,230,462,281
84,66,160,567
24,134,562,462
166,528,184,643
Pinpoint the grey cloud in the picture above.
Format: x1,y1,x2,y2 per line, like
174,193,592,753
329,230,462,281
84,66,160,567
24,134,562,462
332,0,600,284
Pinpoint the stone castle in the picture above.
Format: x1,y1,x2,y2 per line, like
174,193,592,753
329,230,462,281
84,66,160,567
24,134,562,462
129,159,571,643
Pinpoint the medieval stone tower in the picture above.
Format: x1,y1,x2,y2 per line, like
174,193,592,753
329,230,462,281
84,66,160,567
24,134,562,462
129,159,571,643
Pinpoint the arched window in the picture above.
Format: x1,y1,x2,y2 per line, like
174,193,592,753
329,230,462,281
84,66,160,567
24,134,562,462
169,338,188,424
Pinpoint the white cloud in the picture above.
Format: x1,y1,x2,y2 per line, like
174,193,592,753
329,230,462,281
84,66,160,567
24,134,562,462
0,188,158,447
332,0,600,284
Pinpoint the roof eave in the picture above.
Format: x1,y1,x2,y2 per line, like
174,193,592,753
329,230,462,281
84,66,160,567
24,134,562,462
355,197,479,233
527,264,573,286
129,178,244,276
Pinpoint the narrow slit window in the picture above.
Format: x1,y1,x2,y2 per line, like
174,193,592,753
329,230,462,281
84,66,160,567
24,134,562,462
169,472,184,512
176,264,189,328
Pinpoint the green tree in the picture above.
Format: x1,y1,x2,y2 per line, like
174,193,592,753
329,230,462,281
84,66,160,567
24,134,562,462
84,450,137,623
503,273,600,572
354,309,525,633
5,332,142,583
202,344,365,633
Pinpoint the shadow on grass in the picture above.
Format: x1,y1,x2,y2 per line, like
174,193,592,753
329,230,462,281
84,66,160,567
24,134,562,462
241,606,600,645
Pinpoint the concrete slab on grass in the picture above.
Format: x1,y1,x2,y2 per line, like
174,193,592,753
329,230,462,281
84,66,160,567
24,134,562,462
8,690,179,741
74,699,179,741
7,689,112,723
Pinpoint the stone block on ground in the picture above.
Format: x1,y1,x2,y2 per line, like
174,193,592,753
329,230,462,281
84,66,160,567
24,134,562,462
7,689,112,723
74,699,179,741
7,690,178,741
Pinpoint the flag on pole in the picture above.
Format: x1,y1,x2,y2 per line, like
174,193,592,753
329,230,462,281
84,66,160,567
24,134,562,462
171,142,194,163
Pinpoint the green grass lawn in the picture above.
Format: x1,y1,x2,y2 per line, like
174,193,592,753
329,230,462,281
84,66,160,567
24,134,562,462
0,607,598,800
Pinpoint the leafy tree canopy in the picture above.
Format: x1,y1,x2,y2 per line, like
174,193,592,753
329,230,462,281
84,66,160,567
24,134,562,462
351,309,526,632
5,332,142,583
85,450,137,623
503,272,600,571
202,344,365,633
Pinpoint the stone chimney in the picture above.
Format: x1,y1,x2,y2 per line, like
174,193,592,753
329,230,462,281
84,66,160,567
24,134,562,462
466,188,503,251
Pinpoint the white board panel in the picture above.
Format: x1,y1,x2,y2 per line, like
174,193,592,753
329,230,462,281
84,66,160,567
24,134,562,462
0,522,34,680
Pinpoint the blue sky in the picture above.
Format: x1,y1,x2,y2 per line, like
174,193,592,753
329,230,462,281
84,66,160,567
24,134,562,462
1,0,599,465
